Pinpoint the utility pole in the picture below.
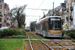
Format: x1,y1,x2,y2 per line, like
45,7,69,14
39,16,40,20
68,0,70,30
53,2,54,16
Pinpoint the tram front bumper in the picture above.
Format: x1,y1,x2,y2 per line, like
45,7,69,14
48,33,62,37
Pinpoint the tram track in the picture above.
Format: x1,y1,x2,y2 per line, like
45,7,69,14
25,32,53,50
26,33,33,50
32,33,72,50
24,32,75,50
61,40,75,45
34,33,75,50
50,40,75,50
31,33,53,50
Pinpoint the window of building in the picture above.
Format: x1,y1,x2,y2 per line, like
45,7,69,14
2,0,4,2
0,5,2,9
74,0,75,2
0,0,1,3
0,24,1,28
7,18,8,20
0,18,2,22
0,15,2,17
0,11,1,15
4,20,6,23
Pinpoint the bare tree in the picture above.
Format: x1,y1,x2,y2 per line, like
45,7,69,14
20,13,26,25
11,5,27,28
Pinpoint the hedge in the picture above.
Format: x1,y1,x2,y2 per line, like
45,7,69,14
68,29,75,38
0,28,26,38
62,30,66,36
9,35,25,38
62,29,75,38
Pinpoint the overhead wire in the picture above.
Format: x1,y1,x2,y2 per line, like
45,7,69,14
34,0,55,17
26,0,56,17
33,0,45,16
45,0,55,9
44,0,55,16
29,0,35,13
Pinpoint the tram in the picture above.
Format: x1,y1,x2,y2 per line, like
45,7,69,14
35,16,62,37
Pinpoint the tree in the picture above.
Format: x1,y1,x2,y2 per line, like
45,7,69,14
20,13,25,25
30,21,36,31
11,5,27,28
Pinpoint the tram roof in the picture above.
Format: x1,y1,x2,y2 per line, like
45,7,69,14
36,16,61,24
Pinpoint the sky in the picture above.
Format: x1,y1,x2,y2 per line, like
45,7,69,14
4,0,64,27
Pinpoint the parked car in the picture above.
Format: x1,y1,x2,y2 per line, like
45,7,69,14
0,27,9,30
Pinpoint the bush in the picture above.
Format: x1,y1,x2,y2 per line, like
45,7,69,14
0,28,26,38
62,30,66,36
10,35,25,38
71,39,75,42
16,25,25,29
66,29,75,38
65,30,70,35
21,25,25,29
62,29,75,38
0,30,3,38
68,32,75,38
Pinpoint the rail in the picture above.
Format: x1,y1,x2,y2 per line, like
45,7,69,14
51,40,73,50
26,33,33,50
31,33,53,50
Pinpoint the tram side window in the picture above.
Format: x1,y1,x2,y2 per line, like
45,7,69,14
37,24,40,30
48,21,52,30
45,21,48,31
42,22,45,31
39,24,41,30
38,24,40,30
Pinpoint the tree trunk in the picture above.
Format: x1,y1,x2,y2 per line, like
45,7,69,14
18,22,21,28
17,15,21,28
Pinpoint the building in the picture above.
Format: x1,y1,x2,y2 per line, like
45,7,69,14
0,0,12,28
0,0,4,28
4,3,12,27
64,0,75,29
46,6,61,16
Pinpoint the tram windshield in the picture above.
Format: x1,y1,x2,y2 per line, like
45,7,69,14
49,21,62,30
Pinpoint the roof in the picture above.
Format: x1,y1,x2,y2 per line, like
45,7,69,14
36,16,61,24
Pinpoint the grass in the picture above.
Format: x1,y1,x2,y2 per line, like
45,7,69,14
56,41,64,42
25,40,41,42
62,35,72,39
29,35,45,39
0,39,23,50
71,39,75,42
37,35,45,39
29,35,37,39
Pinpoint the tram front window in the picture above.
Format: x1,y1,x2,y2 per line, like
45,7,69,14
49,21,62,30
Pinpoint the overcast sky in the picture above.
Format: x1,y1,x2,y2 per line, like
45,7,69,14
4,0,64,26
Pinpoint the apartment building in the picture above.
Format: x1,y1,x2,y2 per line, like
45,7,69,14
64,0,75,29
0,0,4,28
4,3,12,27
